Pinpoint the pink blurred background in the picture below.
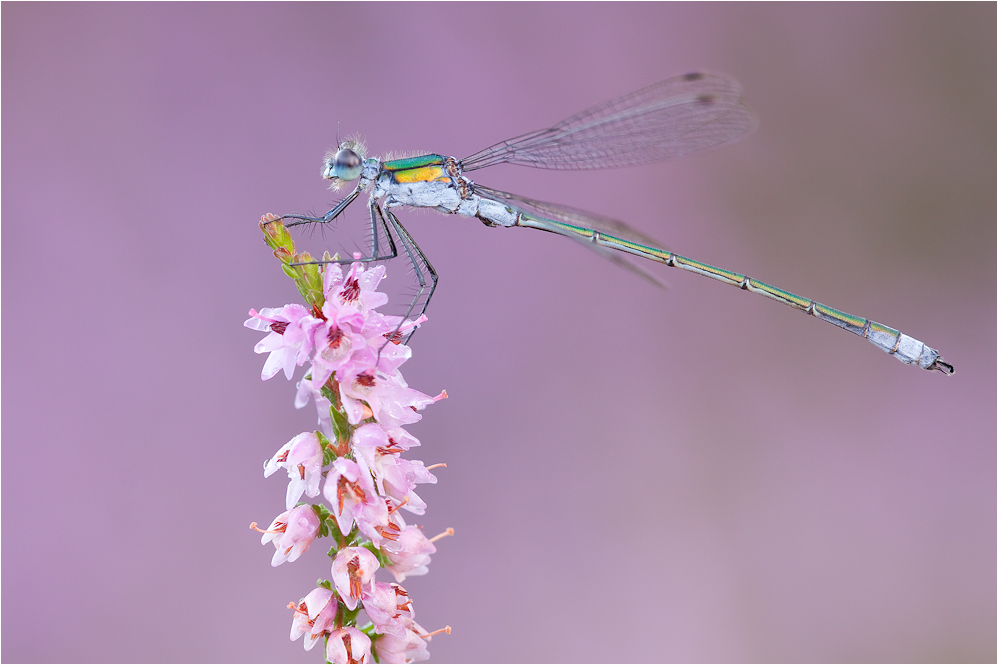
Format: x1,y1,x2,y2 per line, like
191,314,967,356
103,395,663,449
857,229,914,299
3,3,994,662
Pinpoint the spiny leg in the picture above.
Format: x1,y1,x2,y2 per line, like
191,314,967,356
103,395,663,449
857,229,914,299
280,187,361,231
285,194,398,268
384,208,438,345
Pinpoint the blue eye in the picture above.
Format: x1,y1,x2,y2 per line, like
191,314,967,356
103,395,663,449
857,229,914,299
330,149,362,181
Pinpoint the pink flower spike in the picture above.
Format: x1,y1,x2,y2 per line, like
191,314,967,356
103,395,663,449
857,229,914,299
248,251,448,662
256,505,320,566
326,626,373,664
264,432,324,510
331,547,380,611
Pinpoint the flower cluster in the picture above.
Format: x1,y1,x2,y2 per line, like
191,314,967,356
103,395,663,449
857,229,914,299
247,216,451,663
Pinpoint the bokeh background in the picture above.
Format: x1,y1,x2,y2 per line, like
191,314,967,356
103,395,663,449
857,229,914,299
3,3,994,663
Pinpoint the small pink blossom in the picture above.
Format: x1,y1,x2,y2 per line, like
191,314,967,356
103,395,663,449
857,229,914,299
331,546,380,611
362,581,413,638
381,458,437,516
325,263,389,317
350,424,409,497
260,505,321,567
339,367,437,428
350,425,436,516
383,525,437,582
326,626,373,664
374,501,407,549
372,621,432,664
384,426,421,451
245,305,321,380
264,432,324,510
309,311,374,389
290,587,338,651
323,458,388,544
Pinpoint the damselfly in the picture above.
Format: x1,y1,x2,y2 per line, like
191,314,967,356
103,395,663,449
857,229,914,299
273,71,952,375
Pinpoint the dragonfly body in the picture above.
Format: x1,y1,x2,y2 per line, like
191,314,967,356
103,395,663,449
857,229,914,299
371,154,519,227
276,72,953,375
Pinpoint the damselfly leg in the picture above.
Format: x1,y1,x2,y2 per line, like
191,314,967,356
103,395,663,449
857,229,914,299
280,188,397,266
383,208,438,344
278,190,435,346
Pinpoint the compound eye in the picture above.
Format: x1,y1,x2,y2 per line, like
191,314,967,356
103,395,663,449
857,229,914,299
332,148,362,181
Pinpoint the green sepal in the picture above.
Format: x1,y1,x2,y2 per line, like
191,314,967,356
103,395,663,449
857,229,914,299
339,602,362,627
330,405,352,446
311,503,334,539
290,255,324,310
317,431,337,466
317,579,332,591
345,527,364,547
322,514,345,545
362,542,393,568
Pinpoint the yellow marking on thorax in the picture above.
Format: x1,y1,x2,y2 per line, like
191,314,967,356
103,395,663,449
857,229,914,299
393,165,449,184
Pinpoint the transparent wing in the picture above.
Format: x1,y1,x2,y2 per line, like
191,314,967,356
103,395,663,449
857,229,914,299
473,184,668,288
461,72,756,172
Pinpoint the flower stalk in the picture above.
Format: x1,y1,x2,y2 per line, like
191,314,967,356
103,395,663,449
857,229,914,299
248,215,451,663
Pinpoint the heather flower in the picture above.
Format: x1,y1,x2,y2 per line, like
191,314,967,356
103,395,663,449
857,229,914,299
290,587,338,651
362,581,412,638
331,546,380,611
339,366,439,428
372,621,433,664
383,525,438,582
384,458,437,516
373,501,407,549
323,458,389,544
384,426,421,452
325,262,389,317
264,432,324,510
245,305,321,380
258,504,321,567
350,424,438,517
326,627,373,664
350,424,408,494
309,311,374,390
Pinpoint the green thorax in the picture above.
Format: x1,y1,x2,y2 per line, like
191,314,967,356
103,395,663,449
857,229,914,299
382,154,445,171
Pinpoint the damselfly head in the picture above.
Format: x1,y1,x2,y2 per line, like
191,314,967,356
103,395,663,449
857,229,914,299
322,137,366,187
